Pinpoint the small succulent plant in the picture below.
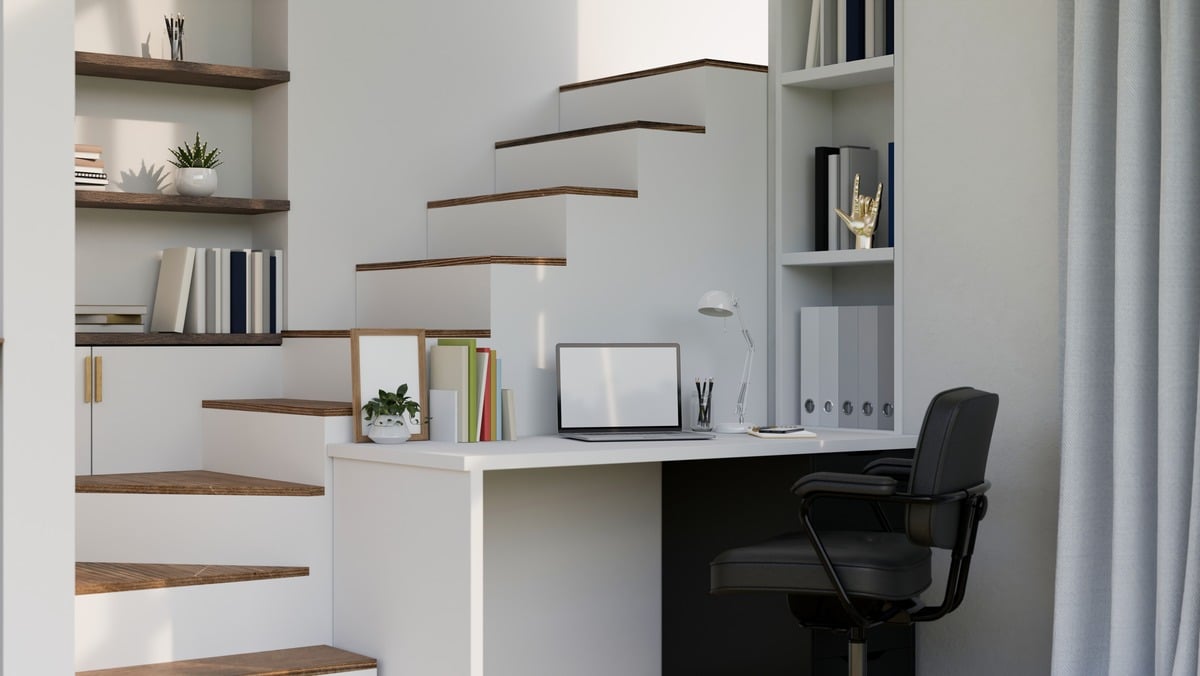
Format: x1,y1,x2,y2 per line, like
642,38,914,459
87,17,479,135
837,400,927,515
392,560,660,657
168,132,223,169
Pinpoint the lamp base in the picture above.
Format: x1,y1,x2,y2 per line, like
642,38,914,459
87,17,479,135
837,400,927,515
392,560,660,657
713,422,750,434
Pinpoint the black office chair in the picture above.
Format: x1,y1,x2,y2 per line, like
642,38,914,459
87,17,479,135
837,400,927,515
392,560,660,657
710,387,998,676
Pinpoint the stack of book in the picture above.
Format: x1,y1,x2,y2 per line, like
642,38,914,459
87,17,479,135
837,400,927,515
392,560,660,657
812,143,893,251
802,0,894,69
149,247,284,335
75,144,108,191
428,338,514,443
76,305,146,333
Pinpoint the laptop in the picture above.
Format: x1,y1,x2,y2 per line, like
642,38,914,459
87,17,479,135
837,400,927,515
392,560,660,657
556,342,715,442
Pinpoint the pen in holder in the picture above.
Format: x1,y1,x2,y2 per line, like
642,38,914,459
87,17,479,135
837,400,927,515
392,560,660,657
165,13,184,61
692,377,713,432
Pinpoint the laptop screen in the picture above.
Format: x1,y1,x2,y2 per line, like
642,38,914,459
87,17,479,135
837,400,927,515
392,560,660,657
556,343,683,433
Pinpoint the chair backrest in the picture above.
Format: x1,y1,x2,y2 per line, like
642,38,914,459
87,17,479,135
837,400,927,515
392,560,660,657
906,387,999,549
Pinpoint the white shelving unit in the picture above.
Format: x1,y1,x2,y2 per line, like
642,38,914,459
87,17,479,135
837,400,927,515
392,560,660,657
768,0,904,431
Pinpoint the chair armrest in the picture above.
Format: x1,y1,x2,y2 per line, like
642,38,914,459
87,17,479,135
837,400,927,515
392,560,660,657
790,471,898,500
863,457,914,481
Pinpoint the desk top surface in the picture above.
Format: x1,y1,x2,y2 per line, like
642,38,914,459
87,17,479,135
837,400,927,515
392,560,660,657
327,429,918,473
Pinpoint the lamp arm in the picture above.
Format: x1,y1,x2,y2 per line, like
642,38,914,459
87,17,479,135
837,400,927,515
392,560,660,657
735,308,754,425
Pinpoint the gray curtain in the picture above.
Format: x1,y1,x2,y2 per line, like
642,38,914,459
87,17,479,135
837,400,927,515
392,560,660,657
1053,1,1200,674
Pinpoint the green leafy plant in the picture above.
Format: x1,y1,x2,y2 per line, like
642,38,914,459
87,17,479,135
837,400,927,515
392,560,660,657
361,384,421,425
168,132,224,169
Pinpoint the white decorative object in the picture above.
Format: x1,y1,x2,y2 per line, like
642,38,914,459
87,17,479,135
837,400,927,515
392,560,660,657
175,168,218,197
367,415,412,444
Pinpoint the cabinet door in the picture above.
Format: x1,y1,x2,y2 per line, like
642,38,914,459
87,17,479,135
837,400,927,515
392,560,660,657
76,347,94,475
90,346,282,474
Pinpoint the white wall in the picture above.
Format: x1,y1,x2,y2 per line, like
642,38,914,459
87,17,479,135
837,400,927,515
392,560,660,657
2,0,77,672
576,0,768,80
901,1,1059,674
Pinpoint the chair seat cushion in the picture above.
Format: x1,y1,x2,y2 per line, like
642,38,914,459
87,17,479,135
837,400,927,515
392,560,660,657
710,531,932,601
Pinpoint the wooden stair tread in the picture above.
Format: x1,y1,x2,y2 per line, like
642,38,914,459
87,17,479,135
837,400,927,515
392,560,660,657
76,333,283,347
427,186,637,209
559,58,767,92
357,255,566,272
283,329,488,339
76,470,324,496
76,562,309,595
203,398,354,417
495,120,705,149
76,644,375,675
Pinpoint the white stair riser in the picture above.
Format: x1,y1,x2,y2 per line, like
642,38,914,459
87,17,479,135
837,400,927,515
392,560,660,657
282,336,354,403
75,576,330,672
494,132,639,193
428,196,569,259
203,409,352,486
559,67,708,130
77,493,329,566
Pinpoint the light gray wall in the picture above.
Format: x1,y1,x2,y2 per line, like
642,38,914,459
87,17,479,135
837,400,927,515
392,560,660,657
902,1,1060,674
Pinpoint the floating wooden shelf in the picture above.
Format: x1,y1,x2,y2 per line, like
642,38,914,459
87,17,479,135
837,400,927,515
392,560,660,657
76,51,290,90
76,191,289,215
76,333,283,347
76,562,309,595
203,398,354,417
76,470,324,497
76,645,377,675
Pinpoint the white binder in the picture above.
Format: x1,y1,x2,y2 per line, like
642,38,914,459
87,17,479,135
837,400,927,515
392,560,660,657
857,306,880,429
837,306,859,428
878,305,895,430
818,306,840,427
799,306,822,426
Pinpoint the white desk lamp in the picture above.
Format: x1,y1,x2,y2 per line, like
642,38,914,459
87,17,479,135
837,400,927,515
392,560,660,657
697,290,754,434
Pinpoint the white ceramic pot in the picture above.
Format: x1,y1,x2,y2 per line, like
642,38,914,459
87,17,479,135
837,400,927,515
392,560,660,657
176,167,218,197
367,415,412,444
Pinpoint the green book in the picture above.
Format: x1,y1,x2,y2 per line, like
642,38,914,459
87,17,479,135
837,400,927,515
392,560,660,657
438,338,478,442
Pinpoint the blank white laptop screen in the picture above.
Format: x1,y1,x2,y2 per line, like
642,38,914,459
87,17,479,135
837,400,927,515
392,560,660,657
557,343,682,432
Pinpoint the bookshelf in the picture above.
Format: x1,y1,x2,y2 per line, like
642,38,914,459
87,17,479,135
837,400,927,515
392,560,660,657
769,0,903,431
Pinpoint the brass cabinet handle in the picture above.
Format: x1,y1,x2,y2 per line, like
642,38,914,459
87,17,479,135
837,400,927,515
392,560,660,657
83,356,92,404
94,355,103,403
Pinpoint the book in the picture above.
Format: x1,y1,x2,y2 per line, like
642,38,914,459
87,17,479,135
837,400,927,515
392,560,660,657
251,251,265,334
75,313,143,325
76,304,147,315
748,426,817,439
886,142,894,247
836,0,847,63
270,250,283,333
149,246,196,333
206,248,223,333
74,177,109,185
229,250,247,334
184,247,206,333
74,169,108,180
827,151,841,250
75,184,108,192
489,351,499,441
75,323,145,333
438,338,479,442
884,0,894,55
430,344,470,442
74,144,102,160
814,147,839,251
804,0,822,69
476,348,491,441
821,0,838,66
846,0,865,61
501,389,517,441
220,248,232,333
429,389,460,443
75,157,104,169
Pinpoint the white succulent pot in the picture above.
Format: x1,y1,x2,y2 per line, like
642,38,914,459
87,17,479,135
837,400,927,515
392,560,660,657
367,415,412,444
175,167,218,197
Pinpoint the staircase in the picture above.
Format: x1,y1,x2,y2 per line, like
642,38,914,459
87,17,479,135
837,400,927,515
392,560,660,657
357,59,768,436
75,400,374,674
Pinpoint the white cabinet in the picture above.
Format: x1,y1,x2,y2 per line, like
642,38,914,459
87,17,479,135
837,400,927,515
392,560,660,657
769,0,903,430
76,346,282,475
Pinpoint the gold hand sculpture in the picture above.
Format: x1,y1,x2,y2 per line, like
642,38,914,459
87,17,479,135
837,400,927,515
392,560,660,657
834,173,883,249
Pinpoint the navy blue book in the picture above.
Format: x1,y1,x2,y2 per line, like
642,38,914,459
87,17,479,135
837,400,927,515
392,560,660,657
885,0,894,55
229,250,247,334
846,0,866,62
269,253,277,334
887,142,895,248
814,147,839,251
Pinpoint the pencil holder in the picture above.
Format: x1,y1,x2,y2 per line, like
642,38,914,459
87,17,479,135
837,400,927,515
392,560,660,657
691,391,713,432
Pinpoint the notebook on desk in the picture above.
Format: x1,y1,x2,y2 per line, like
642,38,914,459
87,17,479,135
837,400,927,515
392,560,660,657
556,342,715,442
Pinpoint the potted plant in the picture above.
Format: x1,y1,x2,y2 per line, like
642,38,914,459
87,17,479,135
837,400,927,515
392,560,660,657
168,131,223,197
361,384,422,444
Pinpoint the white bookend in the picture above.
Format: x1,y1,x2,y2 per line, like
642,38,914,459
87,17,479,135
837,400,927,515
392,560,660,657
857,306,880,429
429,345,470,443
805,0,822,69
817,305,840,427
838,146,877,250
837,306,860,428
429,389,459,443
799,306,821,426
878,305,895,430
149,246,196,333
501,389,517,441
184,247,206,334
251,251,265,334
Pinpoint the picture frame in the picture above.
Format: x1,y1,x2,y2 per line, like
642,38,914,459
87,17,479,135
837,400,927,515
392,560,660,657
350,328,429,442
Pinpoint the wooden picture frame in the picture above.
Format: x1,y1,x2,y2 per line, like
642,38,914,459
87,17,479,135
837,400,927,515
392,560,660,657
350,328,428,442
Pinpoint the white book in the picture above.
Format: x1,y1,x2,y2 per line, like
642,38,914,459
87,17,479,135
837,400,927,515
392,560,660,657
184,247,206,334
240,248,252,334
430,344,470,442
799,306,821,426
804,0,822,69
837,306,860,428
817,305,840,427
205,248,223,333
429,389,460,443
857,306,880,429
75,324,145,333
76,304,147,315
865,0,877,58
827,153,841,250
821,0,838,66
251,250,265,334
149,246,196,333
501,389,517,441
221,248,232,334
837,0,847,63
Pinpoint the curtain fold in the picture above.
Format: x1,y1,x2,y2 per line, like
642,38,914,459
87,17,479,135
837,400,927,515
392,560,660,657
1054,1,1200,674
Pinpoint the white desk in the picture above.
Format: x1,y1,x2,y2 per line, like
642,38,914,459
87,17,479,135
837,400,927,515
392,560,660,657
328,431,917,676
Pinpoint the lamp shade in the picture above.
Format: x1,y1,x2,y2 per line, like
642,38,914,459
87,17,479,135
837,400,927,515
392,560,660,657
698,290,737,317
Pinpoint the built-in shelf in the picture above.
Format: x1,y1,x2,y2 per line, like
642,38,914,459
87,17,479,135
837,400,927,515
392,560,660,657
780,247,894,267
76,191,289,215
76,333,283,347
75,51,290,90
780,55,894,90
